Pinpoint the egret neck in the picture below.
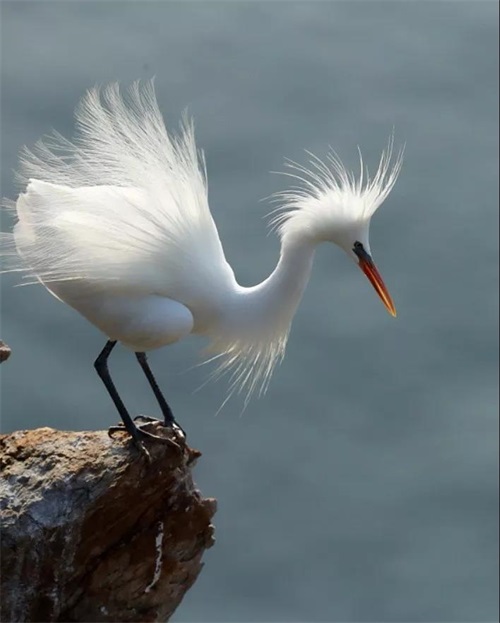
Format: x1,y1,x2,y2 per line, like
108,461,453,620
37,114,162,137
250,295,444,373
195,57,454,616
229,232,317,335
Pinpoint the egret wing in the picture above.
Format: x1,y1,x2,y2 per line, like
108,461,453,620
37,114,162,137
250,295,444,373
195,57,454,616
3,81,235,303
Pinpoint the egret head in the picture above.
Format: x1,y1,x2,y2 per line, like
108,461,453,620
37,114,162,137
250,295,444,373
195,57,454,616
271,136,403,316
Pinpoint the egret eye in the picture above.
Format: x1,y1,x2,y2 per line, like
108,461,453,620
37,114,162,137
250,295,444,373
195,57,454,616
353,240,371,262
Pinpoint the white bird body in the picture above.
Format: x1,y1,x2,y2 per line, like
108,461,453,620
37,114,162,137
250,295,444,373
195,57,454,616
2,81,403,405
15,179,224,349
14,178,313,359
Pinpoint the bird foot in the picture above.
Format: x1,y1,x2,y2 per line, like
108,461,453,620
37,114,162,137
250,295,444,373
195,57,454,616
108,418,183,460
133,415,162,424
133,414,187,440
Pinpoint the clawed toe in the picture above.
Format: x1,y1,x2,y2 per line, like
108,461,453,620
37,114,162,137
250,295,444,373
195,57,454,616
132,414,186,439
133,415,186,441
108,422,182,455
133,415,161,424
108,424,127,439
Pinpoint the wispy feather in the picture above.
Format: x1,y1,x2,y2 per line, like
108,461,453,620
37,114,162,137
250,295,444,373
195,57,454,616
2,80,403,410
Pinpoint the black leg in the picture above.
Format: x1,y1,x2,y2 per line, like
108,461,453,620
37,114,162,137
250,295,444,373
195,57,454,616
135,352,185,436
94,340,179,455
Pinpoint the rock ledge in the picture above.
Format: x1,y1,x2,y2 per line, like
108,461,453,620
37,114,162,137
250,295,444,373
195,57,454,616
0,425,216,622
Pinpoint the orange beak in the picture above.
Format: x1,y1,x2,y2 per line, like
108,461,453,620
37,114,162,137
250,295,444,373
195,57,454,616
359,257,397,317
353,243,396,317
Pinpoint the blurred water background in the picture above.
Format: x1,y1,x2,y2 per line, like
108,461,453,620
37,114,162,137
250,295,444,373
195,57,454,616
1,2,498,621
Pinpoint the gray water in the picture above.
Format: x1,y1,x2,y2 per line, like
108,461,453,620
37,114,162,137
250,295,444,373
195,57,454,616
1,2,498,621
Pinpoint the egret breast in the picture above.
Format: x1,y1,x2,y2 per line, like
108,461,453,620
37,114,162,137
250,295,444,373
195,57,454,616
45,281,194,351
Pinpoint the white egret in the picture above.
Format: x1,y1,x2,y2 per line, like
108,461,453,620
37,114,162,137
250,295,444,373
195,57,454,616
1,81,403,454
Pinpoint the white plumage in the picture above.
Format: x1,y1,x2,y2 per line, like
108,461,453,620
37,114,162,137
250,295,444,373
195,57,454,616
2,80,403,409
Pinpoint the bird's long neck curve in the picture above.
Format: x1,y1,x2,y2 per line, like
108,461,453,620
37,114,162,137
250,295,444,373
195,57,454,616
229,232,317,331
